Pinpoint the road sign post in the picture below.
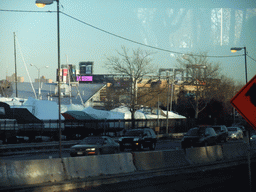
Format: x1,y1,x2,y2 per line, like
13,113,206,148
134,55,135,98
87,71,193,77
231,75,256,192
231,75,256,130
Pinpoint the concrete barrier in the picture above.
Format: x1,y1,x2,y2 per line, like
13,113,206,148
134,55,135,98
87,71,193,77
63,153,136,179
0,153,136,188
0,158,66,188
185,147,210,164
132,149,190,171
222,143,247,160
206,145,223,161
185,145,223,164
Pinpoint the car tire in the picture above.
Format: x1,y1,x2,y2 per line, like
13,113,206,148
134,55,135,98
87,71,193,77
150,142,156,150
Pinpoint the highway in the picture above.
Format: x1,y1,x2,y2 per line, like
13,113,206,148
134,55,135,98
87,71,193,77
0,139,182,161
0,139,247,161
1,138,255,192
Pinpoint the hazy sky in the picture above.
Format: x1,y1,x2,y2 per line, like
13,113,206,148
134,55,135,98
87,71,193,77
0,0,256,84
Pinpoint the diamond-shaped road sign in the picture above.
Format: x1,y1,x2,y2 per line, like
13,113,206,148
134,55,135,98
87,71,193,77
231,75,256,130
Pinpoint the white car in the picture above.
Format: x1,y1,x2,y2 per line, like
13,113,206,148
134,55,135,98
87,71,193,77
227,127,243,140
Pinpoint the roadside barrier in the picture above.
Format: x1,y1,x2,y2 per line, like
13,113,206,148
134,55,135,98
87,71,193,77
132,149,190,171
222,143,247,160
1,143,254,189
185,145,223,164
63,153,136,179
0,158,65,188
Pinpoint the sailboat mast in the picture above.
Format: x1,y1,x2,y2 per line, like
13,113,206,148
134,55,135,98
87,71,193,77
13,32,18,97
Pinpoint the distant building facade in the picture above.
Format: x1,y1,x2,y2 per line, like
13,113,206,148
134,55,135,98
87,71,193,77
6,73,24,83
35,76,53,83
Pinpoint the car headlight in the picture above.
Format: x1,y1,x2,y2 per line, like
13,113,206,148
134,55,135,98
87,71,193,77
86,148,96,151
133,138,139,141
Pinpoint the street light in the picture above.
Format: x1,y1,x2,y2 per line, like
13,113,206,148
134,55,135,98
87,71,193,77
231,46,251,192
30,64,49,99
230,47,247,83
35,0,62,158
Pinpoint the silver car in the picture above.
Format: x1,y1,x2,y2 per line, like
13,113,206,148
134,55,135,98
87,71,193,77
70,136,120,157
227,127,243,140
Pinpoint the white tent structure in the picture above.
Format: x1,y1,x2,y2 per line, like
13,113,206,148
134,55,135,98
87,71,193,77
112,106,186,120
111,106,146,119
83,107,125,120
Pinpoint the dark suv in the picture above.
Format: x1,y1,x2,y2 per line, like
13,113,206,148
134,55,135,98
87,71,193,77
118,128,157,151
211,125,228,143
181,127,218,149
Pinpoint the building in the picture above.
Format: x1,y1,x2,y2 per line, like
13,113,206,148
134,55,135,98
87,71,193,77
6,73,24,83
35,76,53,83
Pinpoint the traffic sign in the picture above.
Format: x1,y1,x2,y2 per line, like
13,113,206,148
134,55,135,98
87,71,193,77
231,75,256,130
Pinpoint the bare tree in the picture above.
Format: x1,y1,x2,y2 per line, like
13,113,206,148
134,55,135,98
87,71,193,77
105,46,156,127
176,52,221,119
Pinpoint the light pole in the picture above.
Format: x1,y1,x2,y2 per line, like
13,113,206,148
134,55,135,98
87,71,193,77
36,0,62,158
30,64,49,99
231,46,251,192
231,47,247,83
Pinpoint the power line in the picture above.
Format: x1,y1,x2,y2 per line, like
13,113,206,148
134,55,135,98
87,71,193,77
61,12,243,58
247,55,256,63
0,9,246,59
0,9,56,13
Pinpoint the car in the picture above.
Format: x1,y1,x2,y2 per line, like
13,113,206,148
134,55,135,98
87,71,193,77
227,127,243,140
211,125,228,143
181,127,218,149
118,128,157,151
70,136,120,157
232,124,246,135
250,135,256,140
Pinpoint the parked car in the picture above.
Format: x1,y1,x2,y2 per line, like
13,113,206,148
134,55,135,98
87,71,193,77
118,128,157,151
181,127,218,149
227,127,243,140
70,136,120,157
211,125,228,143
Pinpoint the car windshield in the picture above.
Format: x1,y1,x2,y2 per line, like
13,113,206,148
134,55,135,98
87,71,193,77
228,128,237,131
80,137,104,144
124,130,143,136
186,128,200,136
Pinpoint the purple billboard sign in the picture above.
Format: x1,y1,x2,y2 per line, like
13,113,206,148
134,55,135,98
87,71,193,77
77,76,93,82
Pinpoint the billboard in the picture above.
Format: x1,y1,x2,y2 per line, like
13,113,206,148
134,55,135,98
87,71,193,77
76,76,93,82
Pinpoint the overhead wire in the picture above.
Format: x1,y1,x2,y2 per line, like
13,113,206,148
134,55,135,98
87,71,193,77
60,11,244,58
247,55,256,63
0,8,251,59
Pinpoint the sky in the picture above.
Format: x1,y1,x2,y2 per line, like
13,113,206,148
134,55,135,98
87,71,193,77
0,0,256,84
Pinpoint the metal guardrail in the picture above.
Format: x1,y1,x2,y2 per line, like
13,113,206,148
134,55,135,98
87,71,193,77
0,141,77,155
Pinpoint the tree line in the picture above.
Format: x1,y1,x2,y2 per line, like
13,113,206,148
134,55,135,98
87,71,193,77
104,46,244,127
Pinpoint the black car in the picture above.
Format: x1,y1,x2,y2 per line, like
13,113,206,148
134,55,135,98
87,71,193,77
70,136,120,157
118,128,157,151
211,125,228,143
181,127,218,149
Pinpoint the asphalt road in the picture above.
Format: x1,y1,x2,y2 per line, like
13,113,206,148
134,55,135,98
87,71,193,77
0,139,182,161
0,139,246,161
